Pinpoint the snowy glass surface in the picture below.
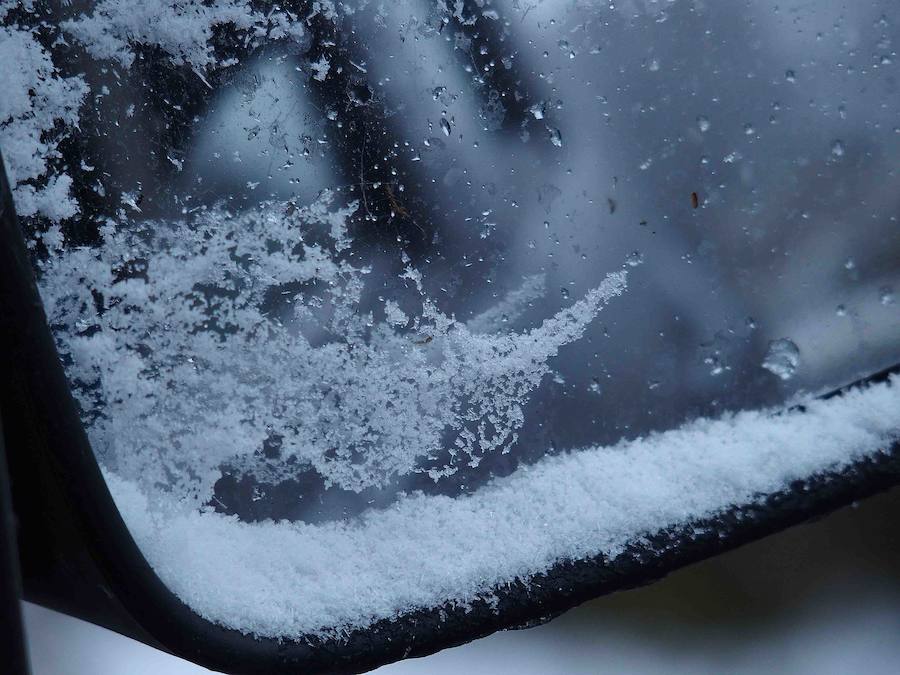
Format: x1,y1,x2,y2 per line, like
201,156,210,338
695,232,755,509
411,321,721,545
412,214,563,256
2,0,899,639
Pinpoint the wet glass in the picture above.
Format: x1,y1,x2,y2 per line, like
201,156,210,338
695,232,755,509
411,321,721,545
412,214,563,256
4,0,899,641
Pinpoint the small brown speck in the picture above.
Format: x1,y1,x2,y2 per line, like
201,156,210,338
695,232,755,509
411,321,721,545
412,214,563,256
691,192,700,209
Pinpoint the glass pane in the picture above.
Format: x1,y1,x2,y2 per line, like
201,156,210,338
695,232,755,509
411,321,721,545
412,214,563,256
3,0,899,641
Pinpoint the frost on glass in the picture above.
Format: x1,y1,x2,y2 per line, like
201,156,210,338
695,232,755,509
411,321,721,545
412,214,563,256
2,0,900,639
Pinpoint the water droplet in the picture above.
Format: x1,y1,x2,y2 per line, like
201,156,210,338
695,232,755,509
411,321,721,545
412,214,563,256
744,123,755,135
440,118,452,136
880,286,895,305
589,378,602,395
697,115,711,132
762,339,800,380
560,287,570,299
648,58,660,72
548,127,563,147
625,251,644,267
831,139,845,157
836,304,847,317
785,69,796,83
844,257,856,270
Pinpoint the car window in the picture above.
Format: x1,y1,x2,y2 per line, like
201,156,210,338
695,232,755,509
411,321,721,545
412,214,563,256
2,0,899,642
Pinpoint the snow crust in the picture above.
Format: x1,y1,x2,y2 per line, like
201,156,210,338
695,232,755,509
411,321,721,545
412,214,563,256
106,376,900,638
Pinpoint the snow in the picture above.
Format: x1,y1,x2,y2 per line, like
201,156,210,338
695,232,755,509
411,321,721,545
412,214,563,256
467,274,546,334
0,1,34,20
61,0,307,70
5,0,900,646
0,24,87,221
39,195,628,497
0,0,322,222
310,55,331,82
104,376,899,638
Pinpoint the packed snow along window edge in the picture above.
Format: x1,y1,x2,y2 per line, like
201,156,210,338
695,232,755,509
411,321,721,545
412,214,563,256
104,375,900,640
